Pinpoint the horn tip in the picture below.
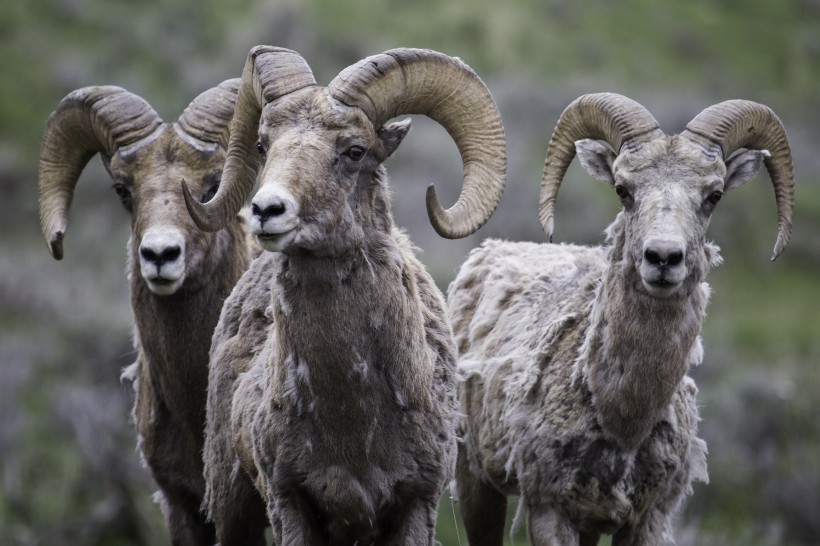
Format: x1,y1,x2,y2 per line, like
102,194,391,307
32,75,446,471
181,178,219,232
771,240,787,262
425,184,469,239
540,211,555,242
48,231,64,260
770,229,791,261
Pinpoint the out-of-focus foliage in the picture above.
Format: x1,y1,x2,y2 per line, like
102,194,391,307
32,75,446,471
1,1,818,545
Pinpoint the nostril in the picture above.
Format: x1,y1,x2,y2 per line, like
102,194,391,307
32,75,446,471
644,248,662,266
268,202,286,216
141,245,181,266
644,245,684,267
667,250,684,267
159,246,182,264
252,201,287,222
141,247,158,262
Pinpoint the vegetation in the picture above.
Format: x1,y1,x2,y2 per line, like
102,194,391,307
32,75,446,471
1,1,818,544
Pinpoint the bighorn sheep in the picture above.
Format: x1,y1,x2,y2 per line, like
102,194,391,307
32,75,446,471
449,93,794,545
181,46,506,545
37,80,252,546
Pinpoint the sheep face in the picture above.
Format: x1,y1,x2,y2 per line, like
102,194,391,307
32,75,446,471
104,129,226,295
576,136,768,298
249,88,409,255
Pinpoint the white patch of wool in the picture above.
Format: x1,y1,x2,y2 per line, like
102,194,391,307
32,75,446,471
120,361,139,383
687,336,704,368
273,273,291,316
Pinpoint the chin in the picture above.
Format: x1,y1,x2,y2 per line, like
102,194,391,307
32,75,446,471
146,278,184,296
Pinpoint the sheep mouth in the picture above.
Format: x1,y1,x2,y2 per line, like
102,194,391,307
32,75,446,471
256,229,297,252
642,277,683,298
144,275,184,296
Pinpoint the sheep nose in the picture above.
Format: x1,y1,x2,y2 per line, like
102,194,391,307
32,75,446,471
139,229,185,267
643,240,685,267
140,245,182,266
252,200,289,224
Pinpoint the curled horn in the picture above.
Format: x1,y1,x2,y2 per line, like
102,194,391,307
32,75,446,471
38,86,163,259
681,100,795,260
176,78,241,150
327,48,507,239
538,93,663,240
183,46,317,232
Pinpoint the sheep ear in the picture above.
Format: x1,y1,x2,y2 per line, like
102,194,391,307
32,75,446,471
378,118,412,158
576,138,616,186
724,149,770,192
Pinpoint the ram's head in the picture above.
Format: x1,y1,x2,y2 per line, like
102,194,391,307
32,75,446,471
182,47,507,252
38,80,239,295
539,93,794,298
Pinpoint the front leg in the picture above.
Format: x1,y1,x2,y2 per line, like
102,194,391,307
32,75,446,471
528,503,579,546
612,507,668,546
269,488,326,546
384,496,438,546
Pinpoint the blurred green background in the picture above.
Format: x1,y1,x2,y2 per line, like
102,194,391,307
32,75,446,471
1,0,818,544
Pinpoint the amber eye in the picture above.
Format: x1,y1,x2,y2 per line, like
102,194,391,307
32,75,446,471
256,141,266,155
113,183,129,198
706,190,723,205
346,145,366,161
614,185,630,200
112,183,133,212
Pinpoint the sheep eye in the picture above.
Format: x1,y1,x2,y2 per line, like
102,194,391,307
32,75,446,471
256,141,266,155
112,183,133,212
346,145,366,161
113,183,130,199
201,183,219,204
614,185,630,200
706,190,723,205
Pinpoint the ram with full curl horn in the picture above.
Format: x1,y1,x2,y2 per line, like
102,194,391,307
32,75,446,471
182,46,506,545
448,93,794,545
38,80,254,546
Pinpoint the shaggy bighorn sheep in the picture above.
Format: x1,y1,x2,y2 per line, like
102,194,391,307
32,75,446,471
37,80,252,546
181,46,506,545
449,93,794,545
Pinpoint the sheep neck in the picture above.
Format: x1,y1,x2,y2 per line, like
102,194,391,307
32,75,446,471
269,235,433,426
581,244,709,450
128,221,248,436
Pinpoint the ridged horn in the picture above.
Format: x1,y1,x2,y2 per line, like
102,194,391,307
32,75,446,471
183,46,316,232
38,86,163,259
681,100,795,261
538,93,663,240
327,48,506,239
176,78,241,149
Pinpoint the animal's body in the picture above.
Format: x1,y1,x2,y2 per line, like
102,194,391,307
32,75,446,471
449,93,794,545
182,46,507,545
37,81,252,545
452,238,708,545
215,234,458,544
